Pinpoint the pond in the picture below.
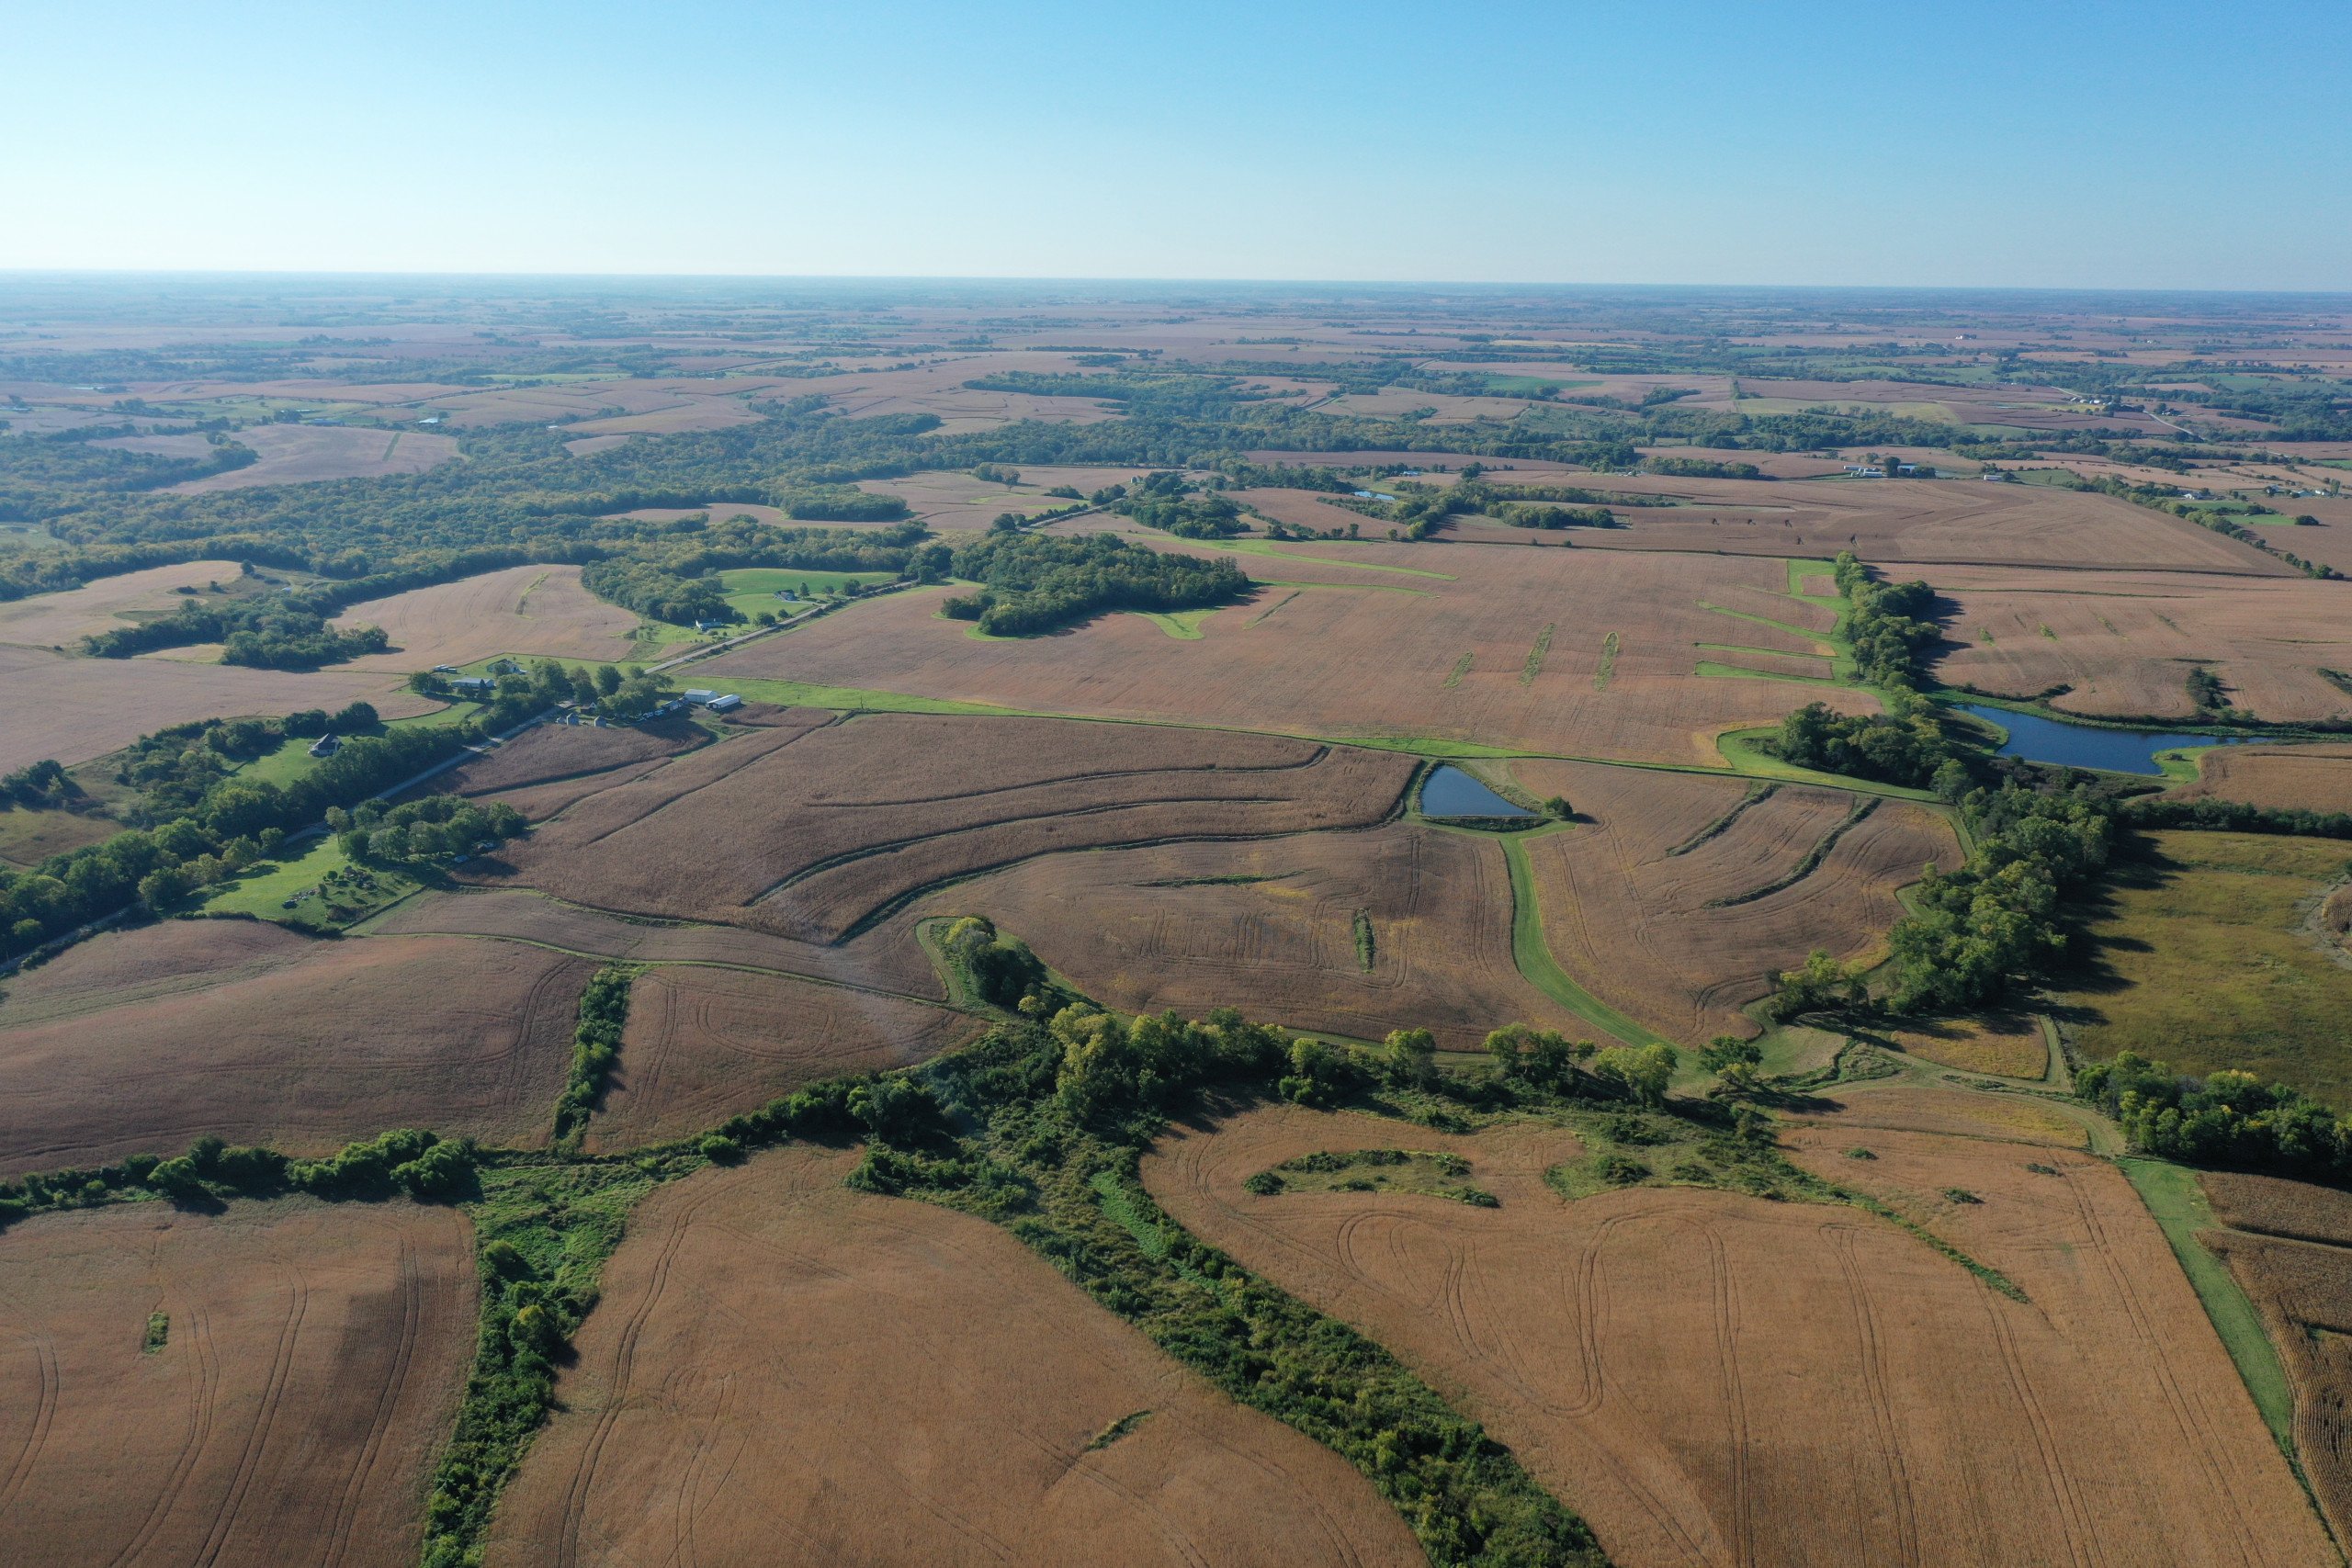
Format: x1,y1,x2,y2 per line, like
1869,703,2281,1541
1420,765,1536,818
1955,703,2250,775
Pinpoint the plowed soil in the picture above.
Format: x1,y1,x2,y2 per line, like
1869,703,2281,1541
588,965,977,1150
1144,1100,2331,1568
2172,743,2352,813
433,715,710,801
327,563,641,670
484,1145,1423,1568
1927,565,2352,724
469,714,1411,944
698,543,1877,768
170,423,460,491
919,821,1584,1050
0,1197,475,1567
0,925,589,1174
1508,761,1960,1042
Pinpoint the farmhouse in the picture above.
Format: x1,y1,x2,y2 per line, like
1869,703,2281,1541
450,676,495,696
306,734,340,758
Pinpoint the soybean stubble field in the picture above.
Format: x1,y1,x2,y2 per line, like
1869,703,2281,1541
4,276,2352,1567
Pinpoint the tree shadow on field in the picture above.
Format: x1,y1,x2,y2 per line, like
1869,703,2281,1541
2045,837,2178,1020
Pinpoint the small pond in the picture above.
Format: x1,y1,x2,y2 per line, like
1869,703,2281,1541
1956,703,2250,776
1421,765,1536,818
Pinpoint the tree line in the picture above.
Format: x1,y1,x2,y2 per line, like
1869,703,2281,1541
942,533,1250,637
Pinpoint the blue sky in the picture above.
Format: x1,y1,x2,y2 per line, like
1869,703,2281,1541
5,0,2346,288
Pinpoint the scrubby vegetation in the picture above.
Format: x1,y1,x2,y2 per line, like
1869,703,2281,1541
1114,470,1248,538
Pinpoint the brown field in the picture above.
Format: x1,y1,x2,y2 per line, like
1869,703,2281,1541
0,922,588,1174
920,821,1588,1050
589,965,977,1150
1552,475,2285,575
468,714,1411,944
1887,1015,2050,1078
1781,1078,2097,1147
856,466,1166,526
485,1145,1422,1568
431,714,708,802
171,423,460,492
2205,1227,2352,1545
0,1196,475,1567
2172,743,2352,813
327,563,642,670
0,643,427,773
365,887,948,1004
1506,762,1961,1042
703,543,1875,768
1928,564,2352,724
1146,1101,2326,1568
2201,1169,2352,1249
0,559,249,649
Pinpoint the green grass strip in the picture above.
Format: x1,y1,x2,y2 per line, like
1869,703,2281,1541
1203,538,1456,578
1132,608,1214,639
1353,908,1375,972
1521,622,1555,685
1695,659,1846,687
1592,630,1620,692
1498,832,1676,1050
1442,651,1474,690
1697,600,1837,652
703,676,1042,717
2119,1157,2297,1448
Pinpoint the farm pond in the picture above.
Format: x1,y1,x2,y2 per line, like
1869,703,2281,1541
1420,765,1536,818
1956,704,2250,775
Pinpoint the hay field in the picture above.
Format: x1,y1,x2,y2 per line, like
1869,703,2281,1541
326,563,641,670
2205,1229,2352,1551
2172,743,2352,813
1508,761,1961,1042
0,559,247,649
171,423,459,492
703,543,1871,768
0,643,426,773
1147,1102,2325,1568
1928,565,2352,724
589,965,977,1149
0,923,589,1174
920,821,1586,1050
0,1197,474,1567
1558,475,2285,575
469,714,1410,943
484,1145,1423,1568
1888,1015,2049,1077
2056,831,2352,1104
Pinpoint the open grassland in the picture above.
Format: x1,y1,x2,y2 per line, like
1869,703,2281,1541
467,713,1411,944
1782,1079,2098,1147
702,541,1875,768
0,559,250,649
187,838,423,931
1927,565,2352,725
2174,743,2352,813
1507,761,1960,1043
1887,1015,2051,1078
0,1197,474,1567
0,803,119,867
484,1145,1424,1568
0,642,429,773
588,965,977,1150
1145,1100,2328,1568
2058,831,2352,1106
1520,473,2282,575
916,821,1587,1051
713,565,895,619
0,922,588,1175
326,563,642,671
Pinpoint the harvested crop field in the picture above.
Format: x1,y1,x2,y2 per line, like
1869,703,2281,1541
0,558,248,649
469,713,1412,944
433,715,709,804
0,643,425,773
2202,1169,2352,1248
921,821,1585,1051
327,563,641,670
1524,475,2283,575
1148,1101,2326,1568
2056,831,2352,1106
1507,761,1961,1042
587,964,977,1149
703,542,1873,767
0,923,590,1175
364,887,949,1002
484,1145,1422,1568
1927,565,2352,725
171,423,460,492
2172,743,2352,814
2204,1228,2352,1551
0,1196,475,1567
